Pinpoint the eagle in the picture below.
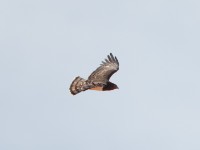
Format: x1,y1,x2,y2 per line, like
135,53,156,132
69,53,119,95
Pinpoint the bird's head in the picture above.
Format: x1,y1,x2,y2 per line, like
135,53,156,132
103,82,119,91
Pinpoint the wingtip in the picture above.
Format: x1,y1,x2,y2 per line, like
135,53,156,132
109,53,119,64
101,53,119,67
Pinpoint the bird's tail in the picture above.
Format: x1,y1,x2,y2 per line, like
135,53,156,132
69,76,89,95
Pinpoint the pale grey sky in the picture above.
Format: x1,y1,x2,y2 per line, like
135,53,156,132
1,0,200,150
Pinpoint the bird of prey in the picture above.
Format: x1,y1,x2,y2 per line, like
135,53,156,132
69,53,119,95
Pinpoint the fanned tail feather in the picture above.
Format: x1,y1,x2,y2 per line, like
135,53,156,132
69,76,90,95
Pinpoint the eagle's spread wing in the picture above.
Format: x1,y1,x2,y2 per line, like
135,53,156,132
88,53,119,85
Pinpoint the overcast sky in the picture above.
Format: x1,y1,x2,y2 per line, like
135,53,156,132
1,0,200,150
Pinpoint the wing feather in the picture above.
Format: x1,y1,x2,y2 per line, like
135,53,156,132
88,53,119,84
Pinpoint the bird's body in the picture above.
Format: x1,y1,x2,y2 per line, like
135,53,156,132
69,53,119,95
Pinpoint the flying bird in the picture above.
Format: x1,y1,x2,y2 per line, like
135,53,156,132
69,53,119,95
